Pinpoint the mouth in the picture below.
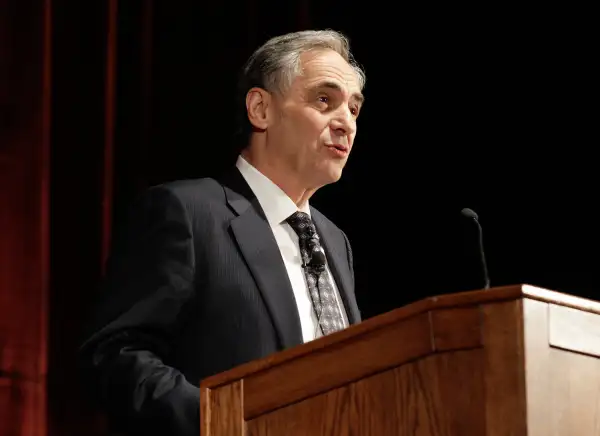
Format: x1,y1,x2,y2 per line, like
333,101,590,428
325,144,349,155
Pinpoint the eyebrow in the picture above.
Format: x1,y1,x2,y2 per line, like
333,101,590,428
311,81,365,106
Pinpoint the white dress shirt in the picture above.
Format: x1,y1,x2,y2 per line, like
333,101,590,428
236,155,348,342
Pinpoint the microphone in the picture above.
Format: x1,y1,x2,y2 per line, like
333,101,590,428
307,244,326,271
461,208,491,290
302,236,326,272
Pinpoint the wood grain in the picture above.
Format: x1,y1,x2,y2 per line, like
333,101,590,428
247,385,352,436
549,304,600,358
431,350,486,435
545,348,600,434
350,350,486,436
244,313,432,419
430,307,482,351
239,308,482,419
482,300,527,435
206,380,245,436
247,349,487,436
243,306,483,420
524,298,600,435
523,298,551,436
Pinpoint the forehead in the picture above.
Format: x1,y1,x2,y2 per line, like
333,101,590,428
294,49,361,93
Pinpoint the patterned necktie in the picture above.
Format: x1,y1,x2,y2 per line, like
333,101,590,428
286,211,346,335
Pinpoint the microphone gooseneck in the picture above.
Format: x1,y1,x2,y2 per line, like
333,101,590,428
461,208,491,290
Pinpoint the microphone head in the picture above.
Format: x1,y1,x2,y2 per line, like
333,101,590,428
461,207,479,220
307,245,326,272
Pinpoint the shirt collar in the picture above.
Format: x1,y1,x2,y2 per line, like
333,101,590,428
236,155,310,227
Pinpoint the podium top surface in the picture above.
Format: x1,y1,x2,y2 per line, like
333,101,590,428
200,283,599,390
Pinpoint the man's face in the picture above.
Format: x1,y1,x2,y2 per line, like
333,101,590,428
265,49,363,189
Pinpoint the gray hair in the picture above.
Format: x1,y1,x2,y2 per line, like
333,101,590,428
234,29,366,145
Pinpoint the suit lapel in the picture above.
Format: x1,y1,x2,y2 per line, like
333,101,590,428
222,170,304,349
311,210,361,324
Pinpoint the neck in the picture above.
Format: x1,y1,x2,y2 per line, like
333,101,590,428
241,147,316,208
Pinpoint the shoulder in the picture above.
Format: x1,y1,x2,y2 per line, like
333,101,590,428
125,177,228,226
310,206,340,231
150,178,225,208
311,206,355,277
310,206,351,245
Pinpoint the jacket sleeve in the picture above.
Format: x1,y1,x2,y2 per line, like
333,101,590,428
78,185,199,436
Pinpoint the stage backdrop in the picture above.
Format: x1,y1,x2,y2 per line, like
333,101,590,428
1,1,595,435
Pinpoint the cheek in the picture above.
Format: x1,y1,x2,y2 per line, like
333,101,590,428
291,107,325,130
306,114,330,137
284,109,330,147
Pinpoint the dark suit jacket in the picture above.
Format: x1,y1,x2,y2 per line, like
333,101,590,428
78,167,361,436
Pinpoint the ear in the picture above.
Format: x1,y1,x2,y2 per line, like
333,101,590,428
246,87,271,131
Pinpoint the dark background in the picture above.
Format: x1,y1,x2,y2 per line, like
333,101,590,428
1,1,596,435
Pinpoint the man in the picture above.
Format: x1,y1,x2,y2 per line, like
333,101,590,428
79,29,366,436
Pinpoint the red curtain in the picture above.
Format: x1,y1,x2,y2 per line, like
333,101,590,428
0,0,51,435
0,0,117,434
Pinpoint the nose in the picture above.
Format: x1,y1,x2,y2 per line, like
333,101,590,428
330,106,356,137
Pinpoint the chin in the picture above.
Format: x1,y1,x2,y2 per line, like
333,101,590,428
310,161,346,188
318,168,344,187
329,169,343,183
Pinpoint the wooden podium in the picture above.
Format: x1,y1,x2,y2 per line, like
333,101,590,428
200,284,600,435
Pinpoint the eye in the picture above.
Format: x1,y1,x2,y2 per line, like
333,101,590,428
350,106,359,116
318,95,329,104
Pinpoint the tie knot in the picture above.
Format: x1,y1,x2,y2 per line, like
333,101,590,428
286,211,316,240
